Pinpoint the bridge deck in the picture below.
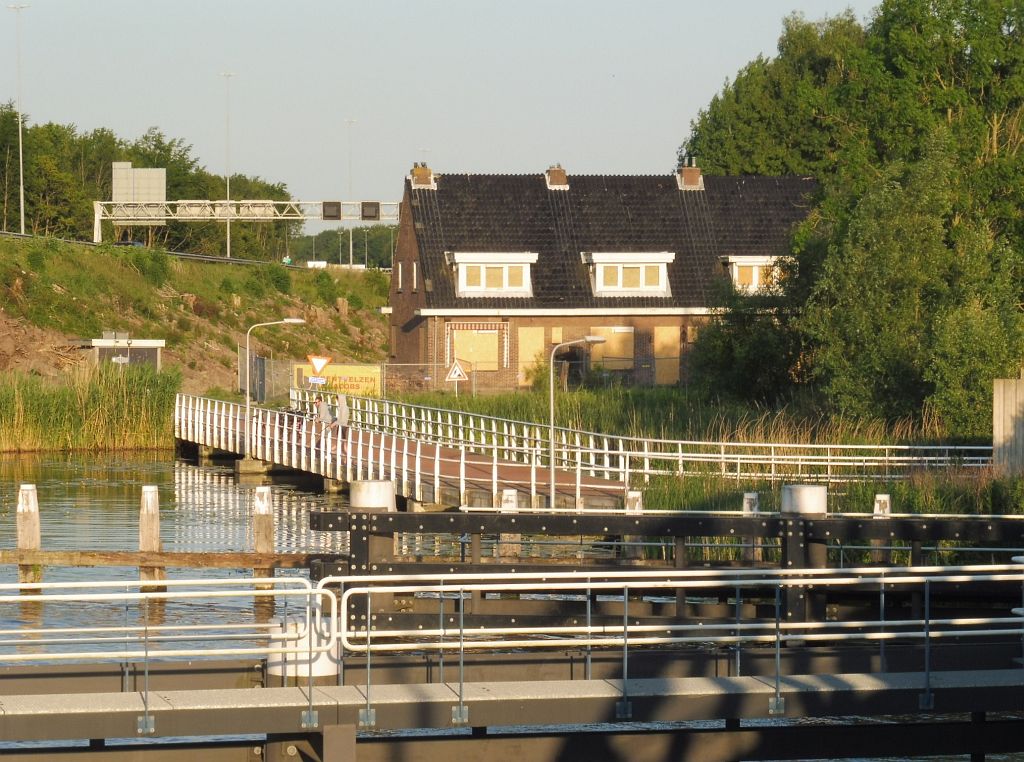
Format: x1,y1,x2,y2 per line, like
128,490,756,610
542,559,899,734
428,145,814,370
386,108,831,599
6,669,1022,742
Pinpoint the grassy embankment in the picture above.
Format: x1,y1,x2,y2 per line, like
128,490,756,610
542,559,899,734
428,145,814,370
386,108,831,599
0,235,389,451
399,387,1017,517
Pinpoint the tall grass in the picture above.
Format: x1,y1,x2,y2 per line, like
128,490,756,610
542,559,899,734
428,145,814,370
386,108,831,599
0,364,181,452
641,468,1024,515
397,387,952,445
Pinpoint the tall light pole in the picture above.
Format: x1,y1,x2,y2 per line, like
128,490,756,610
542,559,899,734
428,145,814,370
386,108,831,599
549,335,605,510
344,118,356,268
222,71,235,258
9,4,28,235
245,318,305,457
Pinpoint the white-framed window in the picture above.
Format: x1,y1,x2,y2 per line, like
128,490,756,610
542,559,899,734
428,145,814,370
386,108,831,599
721,256,780,293
582,252,675,297
396,262,403,292
447,251,538,297
412,261,418,291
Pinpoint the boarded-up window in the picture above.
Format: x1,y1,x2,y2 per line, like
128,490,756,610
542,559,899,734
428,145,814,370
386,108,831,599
508,265,524,288
622,267,641,288
737,266,754,286
485,266,503,289
654,326,680,385
644,265,660,287
453,330,500,372
517,326,545,386
602,266,617,288
551,326,563,344
589,326,635,370
465,265,481,288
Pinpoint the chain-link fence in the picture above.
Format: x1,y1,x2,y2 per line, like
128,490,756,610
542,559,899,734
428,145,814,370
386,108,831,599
236,346,296,403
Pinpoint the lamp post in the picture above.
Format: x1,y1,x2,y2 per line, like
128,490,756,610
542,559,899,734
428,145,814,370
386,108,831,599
221,71,235,258
245,318,305,457
344,118,356,268
8,4,28,235
549,335,605,510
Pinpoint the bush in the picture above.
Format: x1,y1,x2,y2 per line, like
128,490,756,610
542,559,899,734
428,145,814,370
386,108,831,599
265,263,291,294
129,249,171,286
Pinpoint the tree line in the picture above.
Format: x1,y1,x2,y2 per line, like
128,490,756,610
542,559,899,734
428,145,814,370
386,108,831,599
0,104,293,258
683,0,1024,438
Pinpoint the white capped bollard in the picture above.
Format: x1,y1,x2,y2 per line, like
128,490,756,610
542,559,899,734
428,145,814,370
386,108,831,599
266,615,339,685
780,485,827,514
350,480,396,512
742,492,760,514
16,484,41,586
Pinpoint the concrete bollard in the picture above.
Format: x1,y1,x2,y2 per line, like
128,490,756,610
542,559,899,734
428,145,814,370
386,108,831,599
622,490,644,560
139,485,166,590
16,484,41,587
498,488,521,558
265,615,340,687
253,485,275,586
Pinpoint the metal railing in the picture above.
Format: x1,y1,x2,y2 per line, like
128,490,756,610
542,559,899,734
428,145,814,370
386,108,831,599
290,390,993,485
3,564,1023,728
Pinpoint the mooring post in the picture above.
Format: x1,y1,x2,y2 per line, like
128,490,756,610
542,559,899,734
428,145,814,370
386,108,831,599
138,485,166,591
16,484,41,587
253,485,275,587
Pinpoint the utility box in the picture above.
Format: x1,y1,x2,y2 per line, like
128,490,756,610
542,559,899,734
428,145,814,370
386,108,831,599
74,332,164,370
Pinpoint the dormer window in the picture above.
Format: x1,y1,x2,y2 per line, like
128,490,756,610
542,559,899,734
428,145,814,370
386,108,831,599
721,256,779,293
581,252,675,297
447,252,538,297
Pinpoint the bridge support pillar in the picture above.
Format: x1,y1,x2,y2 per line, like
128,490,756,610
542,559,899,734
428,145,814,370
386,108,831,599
235,456,272,476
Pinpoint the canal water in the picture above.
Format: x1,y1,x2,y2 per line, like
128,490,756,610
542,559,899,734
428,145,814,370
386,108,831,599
0,454,1019,761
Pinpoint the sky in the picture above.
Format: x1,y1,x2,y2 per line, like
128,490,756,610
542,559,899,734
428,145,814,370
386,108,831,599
2,1,880,231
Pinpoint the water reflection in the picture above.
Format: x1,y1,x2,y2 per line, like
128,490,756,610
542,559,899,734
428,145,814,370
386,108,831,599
0,453,348,586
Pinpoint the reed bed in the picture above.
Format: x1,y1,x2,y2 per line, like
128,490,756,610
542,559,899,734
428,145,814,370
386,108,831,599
0,365,180,452
398,387,951,445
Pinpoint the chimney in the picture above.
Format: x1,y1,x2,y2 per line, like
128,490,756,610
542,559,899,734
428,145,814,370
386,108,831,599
545,163,569,191
410,162,436,190
676,155,703,191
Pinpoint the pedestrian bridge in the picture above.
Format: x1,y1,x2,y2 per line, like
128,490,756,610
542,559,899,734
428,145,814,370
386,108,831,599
1,564,1023,760
174,392,991,511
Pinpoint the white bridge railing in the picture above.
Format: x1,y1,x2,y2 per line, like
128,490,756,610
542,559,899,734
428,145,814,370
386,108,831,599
1,565,1023,726
289,390,993,485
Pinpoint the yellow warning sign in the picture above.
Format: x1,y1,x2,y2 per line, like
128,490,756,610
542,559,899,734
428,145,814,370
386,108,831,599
293,363,381,396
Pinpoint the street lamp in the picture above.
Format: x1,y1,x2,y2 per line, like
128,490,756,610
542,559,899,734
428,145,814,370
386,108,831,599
344,118,356,268
221,71,235,258
244,318,305,457
549,335,605,510
8,4,28,235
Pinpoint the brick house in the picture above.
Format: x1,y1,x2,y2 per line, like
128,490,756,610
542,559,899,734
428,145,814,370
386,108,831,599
387,162,815,389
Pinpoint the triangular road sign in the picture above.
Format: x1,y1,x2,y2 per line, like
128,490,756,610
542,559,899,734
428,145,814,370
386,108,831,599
308,355,332,374
445,359,469,383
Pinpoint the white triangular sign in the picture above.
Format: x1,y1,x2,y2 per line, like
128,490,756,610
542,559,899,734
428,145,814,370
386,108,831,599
445,360,469,383
308,355,331,374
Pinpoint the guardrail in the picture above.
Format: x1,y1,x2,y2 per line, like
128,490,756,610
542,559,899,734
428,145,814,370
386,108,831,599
291,389,993,485
2,565,1023,728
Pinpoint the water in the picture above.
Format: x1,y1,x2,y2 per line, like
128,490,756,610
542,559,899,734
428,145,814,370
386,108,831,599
0,452,349,582
0,454,1019,760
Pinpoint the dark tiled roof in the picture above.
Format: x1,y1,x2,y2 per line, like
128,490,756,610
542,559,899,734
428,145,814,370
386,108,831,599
409,173,817,310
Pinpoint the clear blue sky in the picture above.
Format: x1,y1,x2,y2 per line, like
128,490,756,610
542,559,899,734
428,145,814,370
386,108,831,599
3,1,878,228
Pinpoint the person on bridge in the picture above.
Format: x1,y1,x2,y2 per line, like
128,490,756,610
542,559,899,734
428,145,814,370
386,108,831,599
315,395,336,433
